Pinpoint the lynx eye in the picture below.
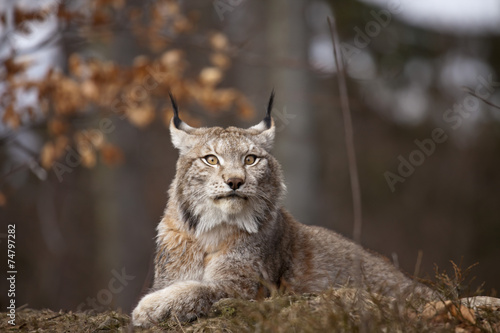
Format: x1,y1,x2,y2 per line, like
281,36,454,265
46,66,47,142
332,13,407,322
203,155,219,166
244,155,258,165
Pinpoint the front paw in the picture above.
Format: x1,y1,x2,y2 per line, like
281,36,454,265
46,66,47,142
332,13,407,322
132,289,171,327
132,281,212,327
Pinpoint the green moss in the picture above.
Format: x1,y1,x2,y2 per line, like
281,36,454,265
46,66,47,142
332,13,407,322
218,306,236,317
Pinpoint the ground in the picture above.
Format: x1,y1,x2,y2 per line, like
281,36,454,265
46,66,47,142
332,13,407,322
2,289,500,332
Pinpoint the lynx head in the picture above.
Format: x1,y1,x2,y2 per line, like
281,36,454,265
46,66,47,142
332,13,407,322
169,92,286,237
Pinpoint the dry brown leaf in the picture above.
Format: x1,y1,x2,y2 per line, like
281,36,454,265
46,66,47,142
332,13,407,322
54,136,69,159
173,17,192,33
2,106,21,129
75,131,97,168
53,78,84,115
68,54,82,78
150,37,168,52
210,32,229,51
163,1,180,15
126,104,155,128
109,0,125,10
78,146,96,168
422,300,476,325
76,130,105,149
236,95,255,120
100,143,124,166
200,67,222,87
210,53,231,70
0,191,7,207
422,300,446,318
74,131,87,147
48,119,68,136
455,325,481,333
3,58,29,81
449,304,476,325
216,89,236,109
161,50,184,69
40,142,55,169
81,79,99,102
26,106,36,120
39,98,50,115
133,55,150,69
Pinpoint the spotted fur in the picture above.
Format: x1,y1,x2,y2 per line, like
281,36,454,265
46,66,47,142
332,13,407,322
132,108,437,327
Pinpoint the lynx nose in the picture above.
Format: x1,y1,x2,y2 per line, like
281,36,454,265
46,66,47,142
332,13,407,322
226,178,244,190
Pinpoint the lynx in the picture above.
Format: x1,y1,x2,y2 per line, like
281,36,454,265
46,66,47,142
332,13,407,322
132,92,437,327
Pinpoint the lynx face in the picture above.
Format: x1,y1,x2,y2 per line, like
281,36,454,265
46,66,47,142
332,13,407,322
171,121,285,238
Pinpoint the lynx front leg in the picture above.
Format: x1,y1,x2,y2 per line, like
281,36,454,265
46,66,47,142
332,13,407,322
132,280,225,327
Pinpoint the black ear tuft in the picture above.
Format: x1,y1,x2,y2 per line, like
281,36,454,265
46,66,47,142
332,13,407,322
169,91,182,129
263,89,274,129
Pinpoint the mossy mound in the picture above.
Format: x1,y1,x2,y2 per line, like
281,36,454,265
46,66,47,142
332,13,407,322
2,289,499,332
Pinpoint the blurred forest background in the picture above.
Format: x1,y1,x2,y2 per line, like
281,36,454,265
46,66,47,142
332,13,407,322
1,0,500,313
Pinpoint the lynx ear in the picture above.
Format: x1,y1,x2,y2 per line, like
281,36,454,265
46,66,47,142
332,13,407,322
169,92,196,153
249,90,275,151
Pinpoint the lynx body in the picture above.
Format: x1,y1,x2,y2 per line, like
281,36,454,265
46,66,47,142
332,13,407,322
132,95,435,327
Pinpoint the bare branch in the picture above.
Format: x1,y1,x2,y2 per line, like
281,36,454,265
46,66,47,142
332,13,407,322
462,86,500,110
327,17,363,245
0,163,29,185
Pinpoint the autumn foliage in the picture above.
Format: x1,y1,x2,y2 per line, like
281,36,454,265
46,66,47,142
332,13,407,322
0,0,254,197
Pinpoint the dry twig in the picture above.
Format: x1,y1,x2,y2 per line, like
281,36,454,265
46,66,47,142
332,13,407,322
327,17,363,245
